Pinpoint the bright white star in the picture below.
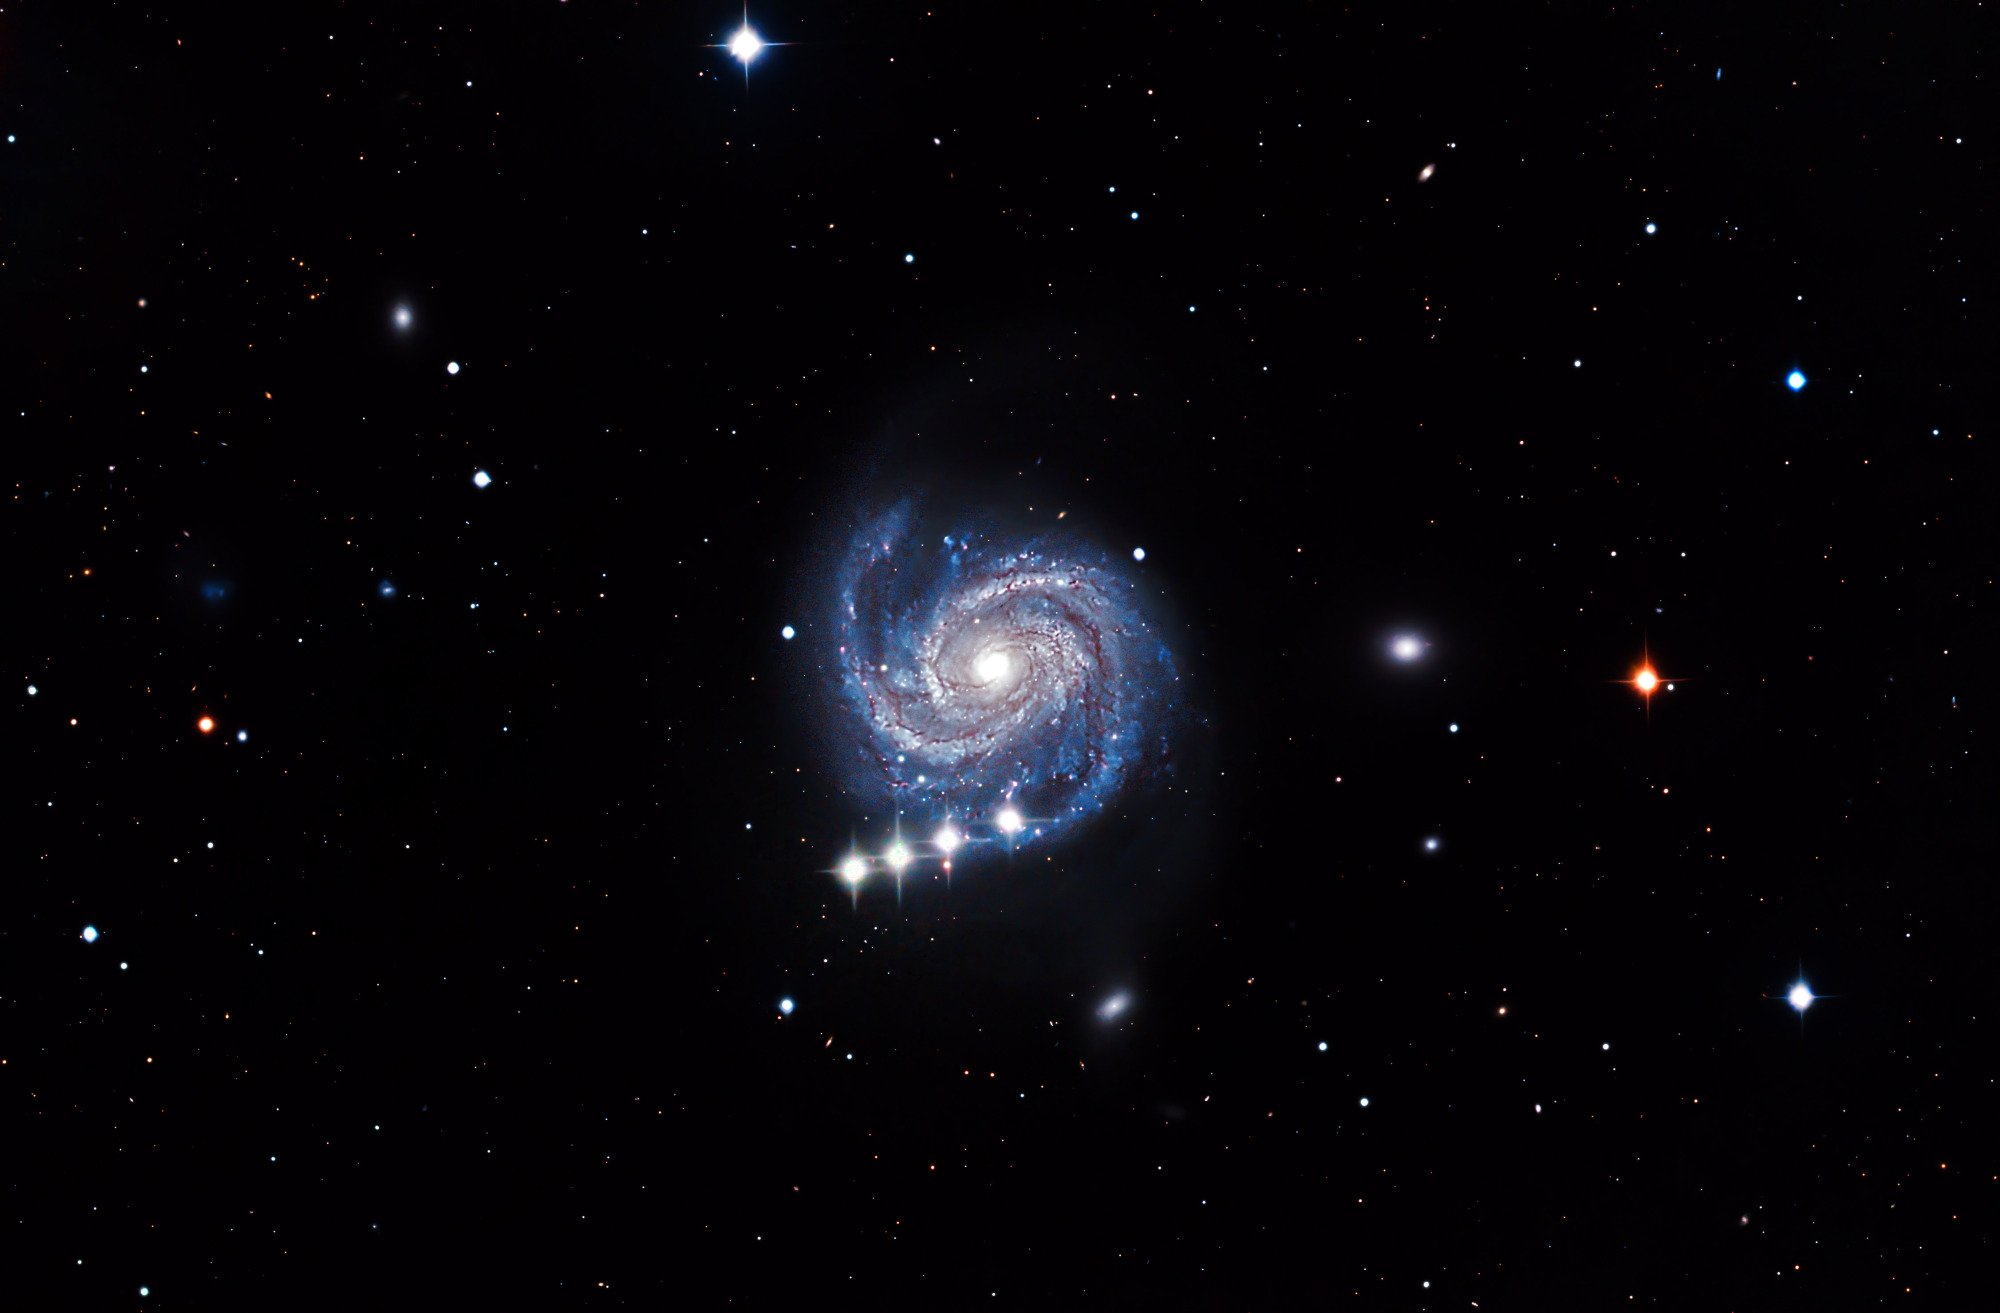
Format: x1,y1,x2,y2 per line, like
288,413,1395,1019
994,807,1024,835
1788,983,1814,1012
933,824,961,855
838,855,867,886
884,840,912,874
729,26,763,62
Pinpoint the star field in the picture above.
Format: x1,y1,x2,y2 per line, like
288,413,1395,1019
9,2,1993,1308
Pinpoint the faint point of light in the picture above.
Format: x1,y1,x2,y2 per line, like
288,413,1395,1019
839,854,868,886
1132,546,1147,561
995,806,1025,835
197,716,216,735
1788,982,1814,1012
903,253,915,264
884,840,912,874
446,361,461,375
1390,634,1422,662
1645,222,1657,235
1602,1042,1611,1051
472,469,492,488
781,624,796,640
728,26,763,63
82,925,99,943
933,824,961,855
1786,369,1807,392
236,729,249,743
778,996,795,1016
1573,359,1582,368
1187,305,1196,313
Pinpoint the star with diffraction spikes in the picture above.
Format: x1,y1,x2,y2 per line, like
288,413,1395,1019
1765,964,1836,1034
708,8,793,89
1612,642,1687,721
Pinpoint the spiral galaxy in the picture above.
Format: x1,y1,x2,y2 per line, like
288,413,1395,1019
831,504,1178,873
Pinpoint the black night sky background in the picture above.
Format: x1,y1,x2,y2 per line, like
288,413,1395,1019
10,3,1996,1307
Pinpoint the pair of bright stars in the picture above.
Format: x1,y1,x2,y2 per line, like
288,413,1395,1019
1629,660,1677,698
1625,645,1687,715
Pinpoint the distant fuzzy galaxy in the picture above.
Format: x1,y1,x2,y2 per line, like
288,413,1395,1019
831,504,1178,871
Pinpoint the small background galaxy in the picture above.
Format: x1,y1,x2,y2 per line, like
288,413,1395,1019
10,2,1997,1309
